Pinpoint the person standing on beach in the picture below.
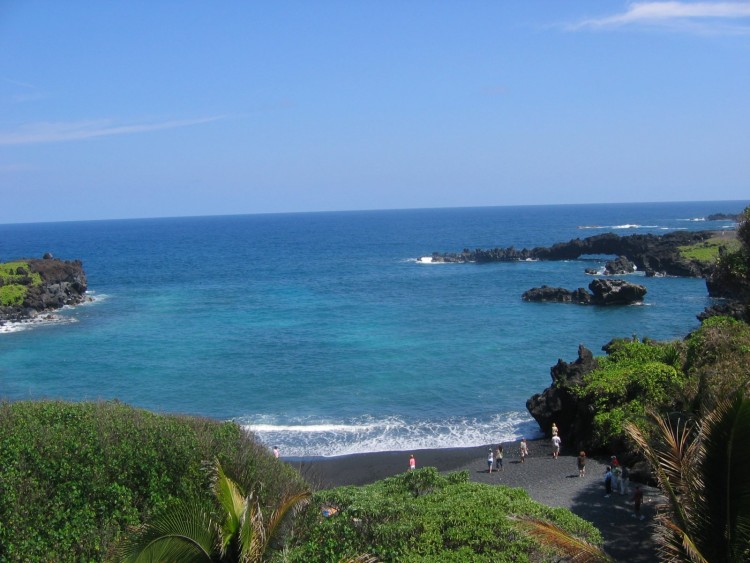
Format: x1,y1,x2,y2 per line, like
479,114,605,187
551,422,558,436
273,446,280,459
551,434,561,459
487,449,494,473
611,457,622,493
577,451,586,477
519,438,528,463
495,445,504,471
604,466,613,497
409,454,416,471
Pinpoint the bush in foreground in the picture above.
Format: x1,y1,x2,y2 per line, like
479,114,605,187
284,467,602,562
0,400,304,562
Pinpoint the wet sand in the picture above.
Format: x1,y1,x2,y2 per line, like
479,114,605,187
286,439,660,562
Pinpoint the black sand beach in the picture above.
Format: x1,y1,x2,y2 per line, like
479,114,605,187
287,439,660,562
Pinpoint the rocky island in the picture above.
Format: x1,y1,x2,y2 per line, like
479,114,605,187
522,278,647,305
0,255,88,325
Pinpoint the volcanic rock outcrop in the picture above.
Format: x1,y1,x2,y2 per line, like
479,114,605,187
428,231,714,277
522,279,647,306
526,344,598,449
0,255,88,323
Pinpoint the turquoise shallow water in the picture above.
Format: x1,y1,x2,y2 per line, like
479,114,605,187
0,201,747,456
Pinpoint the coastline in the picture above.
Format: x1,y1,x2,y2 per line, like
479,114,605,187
286,438,660,562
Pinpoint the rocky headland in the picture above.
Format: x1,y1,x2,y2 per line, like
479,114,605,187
427,230,715,277
0,255,88,324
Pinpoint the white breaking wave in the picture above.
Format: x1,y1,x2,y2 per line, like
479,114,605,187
0,292,103,336
237,412,542,458
578,224,660,230
0,314,78,334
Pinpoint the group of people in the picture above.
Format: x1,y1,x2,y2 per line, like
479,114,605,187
487,444,505,472
406,424,646,521
603,455,644,519
486,438,529,471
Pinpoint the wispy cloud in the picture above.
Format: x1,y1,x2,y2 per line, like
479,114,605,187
569,1,750,34
1,77,47,104
0,116,226,146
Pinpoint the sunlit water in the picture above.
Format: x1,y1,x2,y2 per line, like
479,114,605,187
1,201,746,456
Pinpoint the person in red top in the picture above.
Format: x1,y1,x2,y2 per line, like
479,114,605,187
409,454,416,471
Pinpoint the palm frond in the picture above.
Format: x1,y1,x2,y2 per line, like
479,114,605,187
116,502,217,563
264,490,312,543
515,517,613,562
340,554,380,563
659,519,709,563
214,461,248,556
239,492,264,563
696,393,750,561
625,419,692,528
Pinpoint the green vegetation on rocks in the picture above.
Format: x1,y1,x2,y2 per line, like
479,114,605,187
0,261,42,306
284,467,602,562
678,235,740,264
575,339,687,449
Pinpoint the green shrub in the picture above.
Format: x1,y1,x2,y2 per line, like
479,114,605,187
0,400,304,562
0,261,42,306
0,283,27,306
576,340,688,447
684,316,750,410
284,467,601,562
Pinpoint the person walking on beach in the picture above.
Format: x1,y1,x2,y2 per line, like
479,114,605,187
604,466,613,498
631,484,645,520
519,438,528,463
551,422,558,436
495,445,504,471
487,449,494,473
551,434,561,459
409,454,416,471
577,451,587,477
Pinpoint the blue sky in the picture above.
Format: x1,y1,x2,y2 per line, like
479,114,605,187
1,1,749,223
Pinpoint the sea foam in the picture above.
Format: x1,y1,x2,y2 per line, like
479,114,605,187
238,412,541,458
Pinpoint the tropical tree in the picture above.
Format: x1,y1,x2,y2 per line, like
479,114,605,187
625,393,750,562
116,460,311,562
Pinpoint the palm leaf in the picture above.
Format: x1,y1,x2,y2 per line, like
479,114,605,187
625,417,695,533
515,517,612,562
116,502,217,563
241,493,266,563
213,461,248,557
263,489,312,545
660,520,709,563
696,393,750,562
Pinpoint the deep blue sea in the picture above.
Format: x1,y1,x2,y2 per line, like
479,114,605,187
1,201,747,456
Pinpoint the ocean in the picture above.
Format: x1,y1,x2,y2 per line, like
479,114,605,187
0,201,747,457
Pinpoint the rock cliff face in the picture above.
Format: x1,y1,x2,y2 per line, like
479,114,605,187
522,279,647,306
526,344,598,449
0,256,88,323
429,231,714,277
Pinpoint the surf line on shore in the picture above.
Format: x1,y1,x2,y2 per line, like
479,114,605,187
238,412,543,458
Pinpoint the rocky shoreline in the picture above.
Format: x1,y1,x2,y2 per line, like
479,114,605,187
0,255,88,325
427,230,716,277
